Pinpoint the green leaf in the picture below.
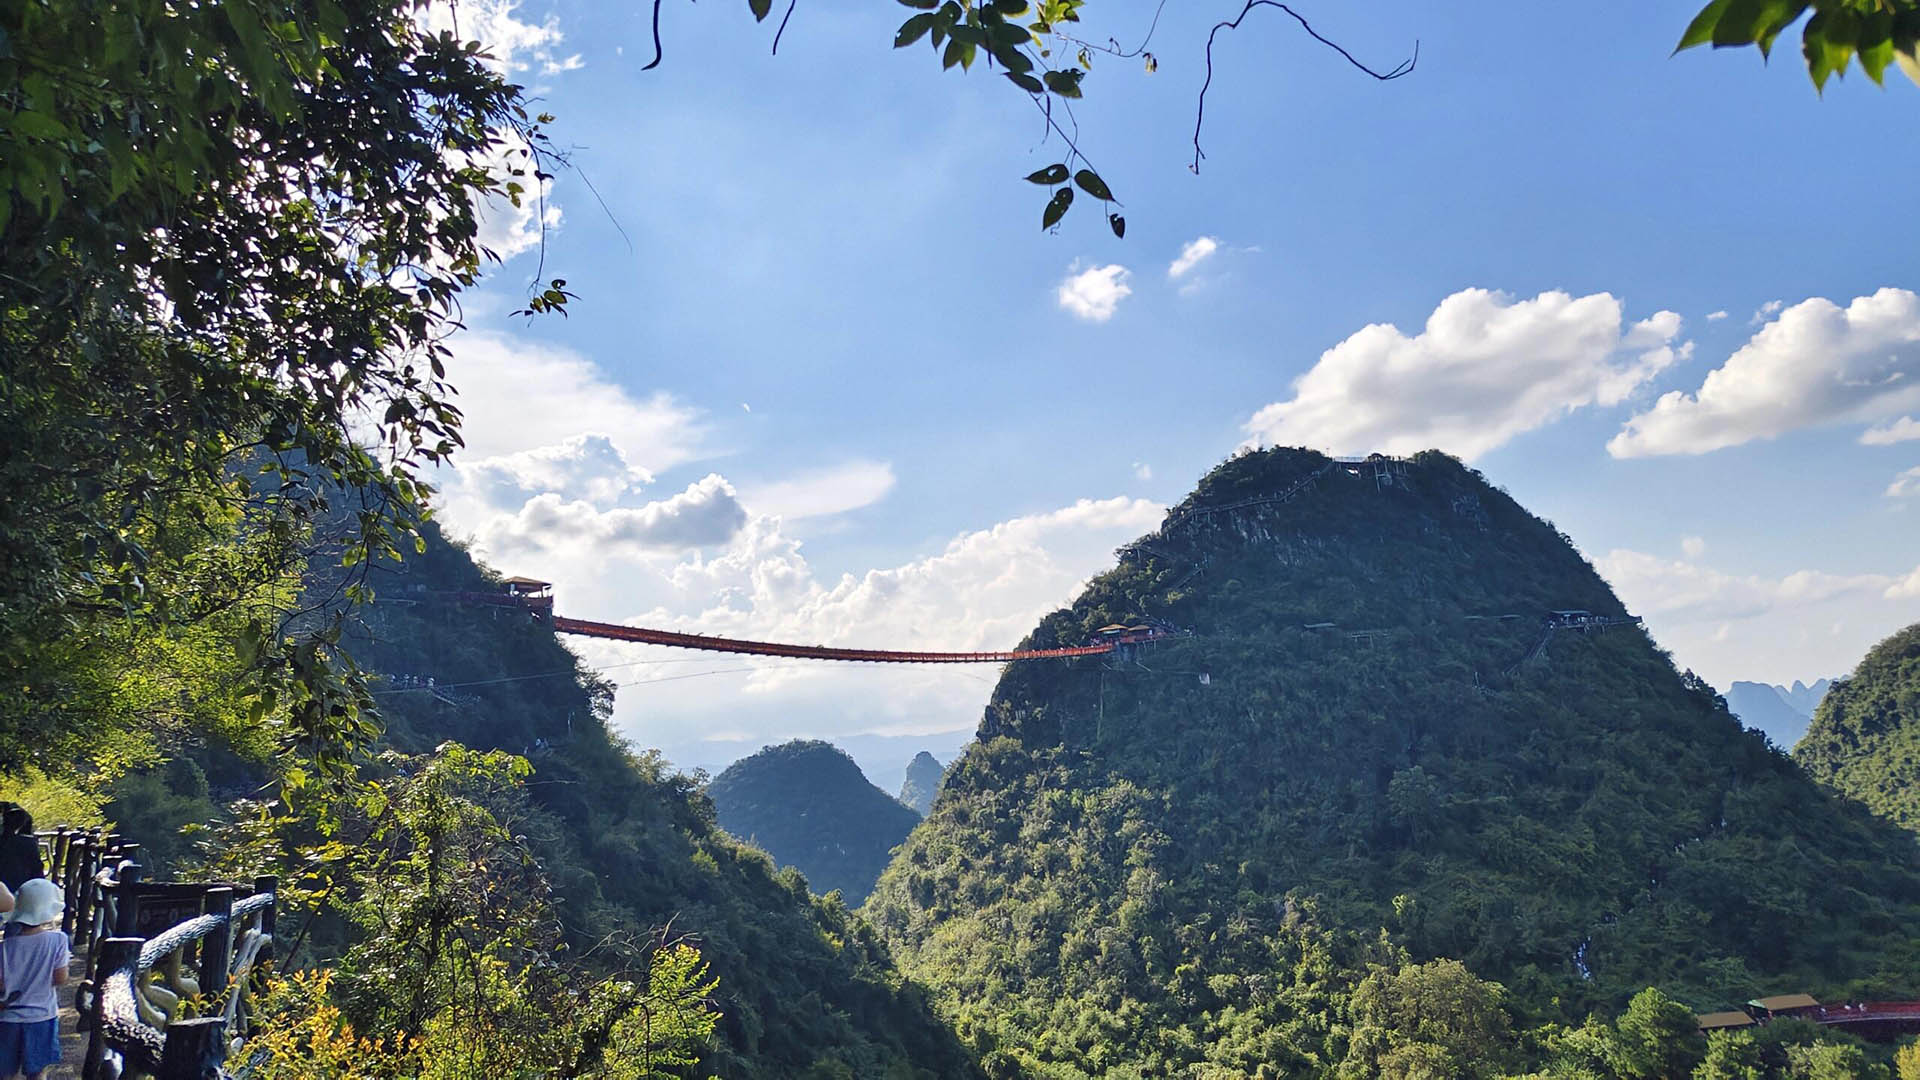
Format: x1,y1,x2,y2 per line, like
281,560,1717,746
1042,68,1084,97
1041,186,1073,229
942,36,976,69
749,0,772,20
994,45,1034,73
1676,0,1734,52
896,13,938,48
991,0,1030,15
1857,9,1895,83
1025,163,1069,184
989,21,1030,47
1006,71,1045,92
1108,213,1125,238
1804,7,1858,90
896,0,938,8
1756,0,1810,58
1073,169,1114,202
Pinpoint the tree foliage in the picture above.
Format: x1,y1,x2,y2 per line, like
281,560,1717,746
1677,0,1920,91
1796,623,1920,833
0,0,561,779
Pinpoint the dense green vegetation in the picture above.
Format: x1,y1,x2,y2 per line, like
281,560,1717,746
708,740,923,905
276,524,979,1078
901,751,946,817
1797,624,1920,833
866,448,1920,1078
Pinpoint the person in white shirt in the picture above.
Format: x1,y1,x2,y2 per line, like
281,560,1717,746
0,879,69,1079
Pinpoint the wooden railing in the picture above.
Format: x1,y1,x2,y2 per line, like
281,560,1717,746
35,831,282,1080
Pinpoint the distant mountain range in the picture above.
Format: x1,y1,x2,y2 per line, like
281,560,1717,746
1723,678,1831,748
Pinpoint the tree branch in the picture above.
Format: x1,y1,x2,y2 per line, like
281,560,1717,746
1193,1,1416,173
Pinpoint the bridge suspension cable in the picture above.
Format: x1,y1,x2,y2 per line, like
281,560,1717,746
548,616,1136,663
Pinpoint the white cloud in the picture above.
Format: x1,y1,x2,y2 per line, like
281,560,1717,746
1681,535,1707,558
1609,288,1920,458
477,474,748,558
1243,288,1686,461
1057,264,1132,322
509,495,1165,758
459,433,653,509
440,332,704,467
417,0,578,77
1133,462,1153,481
1168,236,1220,279
739,460,897,521
1753,299,1785,324
1887,465,1920,498
1862,416,1920,445
1596,548,1920,685
1707,310,1729,322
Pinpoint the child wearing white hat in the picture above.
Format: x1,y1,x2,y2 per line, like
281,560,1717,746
0,879,69,1079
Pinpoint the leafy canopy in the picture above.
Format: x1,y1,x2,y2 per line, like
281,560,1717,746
1677,0,1920,90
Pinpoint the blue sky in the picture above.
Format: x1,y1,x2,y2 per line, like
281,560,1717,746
424,0,1920,779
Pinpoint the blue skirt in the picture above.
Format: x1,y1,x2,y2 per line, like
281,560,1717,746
0,1018,59,1076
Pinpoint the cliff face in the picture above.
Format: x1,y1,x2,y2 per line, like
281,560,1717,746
1797,624,1920,833
865,449,1920,1077
708,740,922,904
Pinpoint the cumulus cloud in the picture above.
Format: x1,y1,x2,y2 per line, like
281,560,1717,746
739,460,897,521
1707,310,1729,322
1753,299,1785,324
1681,535,1707,558
1168,236,1220,279
1609,288,1920,458
440,333,703,467
1888,466,1920,498
477,474,748,558
1057,264,1132,322
1133,462,1153,481
1862,416,1920,445
460,434,652,509
1243,288,1686,460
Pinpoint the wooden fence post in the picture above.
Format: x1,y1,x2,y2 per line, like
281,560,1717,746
113,863,144,938
199,888,233,1001
253,876,278,939
83,936,142,1080
159,1016,228,1080
63,835,90,938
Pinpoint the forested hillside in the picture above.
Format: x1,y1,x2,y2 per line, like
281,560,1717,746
1797,623,1920,833
707,740,922,904
865,448,1920,1078
322,525,978,1079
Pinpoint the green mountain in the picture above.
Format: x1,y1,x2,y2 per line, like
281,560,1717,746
899,751,944,816
1796,623,1920,833
864,449,1920,1078
343,526,977,1079
708,740,923,904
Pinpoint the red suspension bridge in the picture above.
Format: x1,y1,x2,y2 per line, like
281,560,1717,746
461,578,1181,664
